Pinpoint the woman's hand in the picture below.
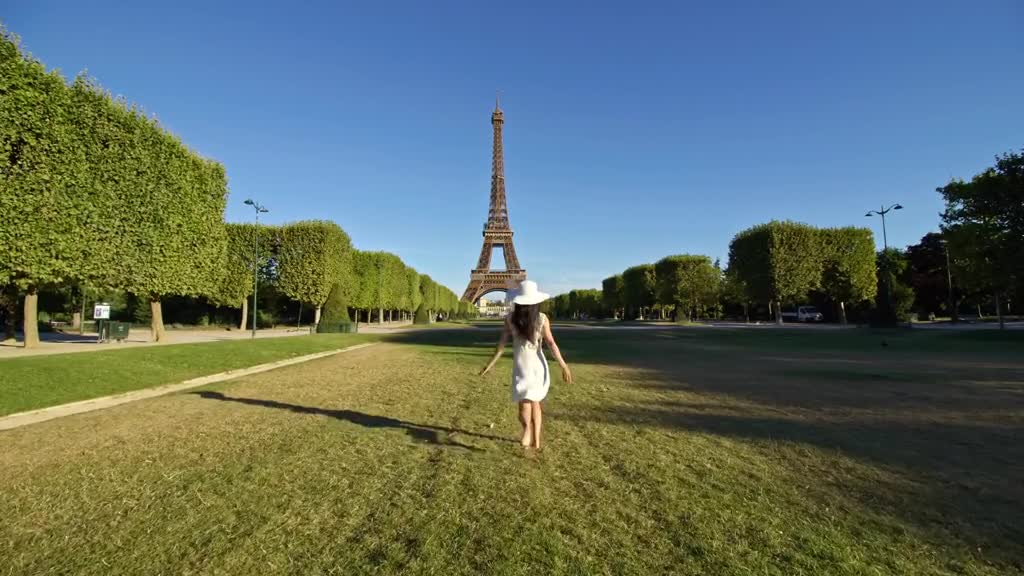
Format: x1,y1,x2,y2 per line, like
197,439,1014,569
561,365,573,384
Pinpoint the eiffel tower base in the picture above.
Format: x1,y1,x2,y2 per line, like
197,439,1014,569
462,271,527,304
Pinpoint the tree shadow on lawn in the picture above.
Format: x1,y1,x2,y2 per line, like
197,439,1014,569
572,401,1024,570
191,391,514,451
388,327,1024,569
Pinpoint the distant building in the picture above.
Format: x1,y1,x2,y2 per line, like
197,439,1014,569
477,297,510,318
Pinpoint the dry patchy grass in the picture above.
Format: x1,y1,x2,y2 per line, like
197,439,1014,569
1,327,1022,575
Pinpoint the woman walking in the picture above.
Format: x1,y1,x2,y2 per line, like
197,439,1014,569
480,281,572,449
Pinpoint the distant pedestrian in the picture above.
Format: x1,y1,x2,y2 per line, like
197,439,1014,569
480,280,572,449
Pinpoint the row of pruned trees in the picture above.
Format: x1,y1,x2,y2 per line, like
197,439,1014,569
213,221,471,330
551,223,878,324
546,255,723,321
0,29,467,345
551,148,1022,326
727,222,877,324
594,257,722,321
1,30,228,345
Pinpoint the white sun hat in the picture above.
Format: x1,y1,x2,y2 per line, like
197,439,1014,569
511,280,550,305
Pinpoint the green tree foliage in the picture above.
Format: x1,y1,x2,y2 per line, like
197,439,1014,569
654,255,720,322
721,265,751,322
418,274,438,321
939,151,1023,328
276,221,352,325
414,303,430,324
601,275,623,319
819,227,877,324
0,31,86,346
728,221,823,324
564,289,604,319
547,293,571,319
622,264,656,320
1,31,229,344
210,223,277,330
876,248,914,324
404,266,422,318
316,282,351,332
906,232,956,320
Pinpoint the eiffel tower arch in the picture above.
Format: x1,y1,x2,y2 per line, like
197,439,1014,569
462,98,527,303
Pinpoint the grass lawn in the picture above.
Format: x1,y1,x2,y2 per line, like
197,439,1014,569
0,333,375,416
1,327,1022,574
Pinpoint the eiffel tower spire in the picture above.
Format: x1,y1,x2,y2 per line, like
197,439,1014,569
487,97,509,228
462,99,527,303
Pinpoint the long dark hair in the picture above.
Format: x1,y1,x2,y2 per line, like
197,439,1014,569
510,303,540,343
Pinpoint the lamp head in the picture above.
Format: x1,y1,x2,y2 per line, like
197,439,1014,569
893,204,903,210
244,199,254,206
864,212,874,217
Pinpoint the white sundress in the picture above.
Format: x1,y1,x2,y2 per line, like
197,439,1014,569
511,313,551,402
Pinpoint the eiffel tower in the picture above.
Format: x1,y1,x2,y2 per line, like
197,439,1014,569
462,98,527,303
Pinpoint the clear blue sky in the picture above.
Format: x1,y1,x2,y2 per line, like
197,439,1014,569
6,1,1022,295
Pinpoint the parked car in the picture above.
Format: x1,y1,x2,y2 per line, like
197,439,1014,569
781,306,824,322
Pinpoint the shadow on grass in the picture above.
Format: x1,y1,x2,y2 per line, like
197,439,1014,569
386,326,1024,569
191,391,513,451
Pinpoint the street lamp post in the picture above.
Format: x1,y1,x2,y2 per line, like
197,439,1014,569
244,199,269,340
866,203,903,322
942,237,957,323
864,203,903,251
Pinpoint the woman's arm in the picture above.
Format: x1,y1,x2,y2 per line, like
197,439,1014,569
479,320,511,376
543,318,573,384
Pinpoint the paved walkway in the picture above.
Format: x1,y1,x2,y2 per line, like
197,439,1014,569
0,342,377,431
0,321,416,359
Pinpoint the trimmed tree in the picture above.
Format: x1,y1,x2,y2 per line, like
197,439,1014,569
820,227,877,324
601,275,624,319
728,221,823,324
418,274,437,322
277,220,353,327
68,76,228,342
622,264,656,320
210,223,276,330
0,31,86,347
655,255,719,322
316,282,351,332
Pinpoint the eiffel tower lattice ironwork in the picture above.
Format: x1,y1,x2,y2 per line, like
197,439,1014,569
462,98,527,303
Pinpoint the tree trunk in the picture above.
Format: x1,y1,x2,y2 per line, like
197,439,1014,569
239,298,248,331
743,303,749,324
774,301,783,325
977,303,983,320
995,292,1004,330
314,305,322,326
23,289,40,348
378,308,384,325
151,299,166,342
72,311,82,329
839,301,847,325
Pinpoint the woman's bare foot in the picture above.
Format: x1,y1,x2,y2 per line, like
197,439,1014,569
520,432,532,447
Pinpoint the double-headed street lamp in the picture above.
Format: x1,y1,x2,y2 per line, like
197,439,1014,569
865,203,902,321
244,199,269,339
864,203,903,250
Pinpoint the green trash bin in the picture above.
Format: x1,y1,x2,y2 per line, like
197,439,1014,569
109,321,130,341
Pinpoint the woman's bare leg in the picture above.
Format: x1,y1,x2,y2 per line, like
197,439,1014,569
518,401,533,447
531,401,543,449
